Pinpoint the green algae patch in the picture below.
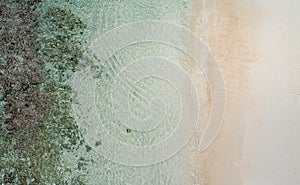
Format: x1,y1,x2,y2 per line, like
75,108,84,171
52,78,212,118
36,5,89,183
37,6,86,151
0,1,63,184
1,1,88,184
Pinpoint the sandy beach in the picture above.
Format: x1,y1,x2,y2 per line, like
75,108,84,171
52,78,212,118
189,0,300,184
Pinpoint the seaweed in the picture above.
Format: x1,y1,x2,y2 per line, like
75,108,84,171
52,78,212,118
0,0,63,184
0,1,88,184
37,6,86,152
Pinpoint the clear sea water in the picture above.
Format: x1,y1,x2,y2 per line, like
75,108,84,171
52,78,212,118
40,0,202,184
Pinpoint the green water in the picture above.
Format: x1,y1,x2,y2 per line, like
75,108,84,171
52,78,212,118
37,0,200,184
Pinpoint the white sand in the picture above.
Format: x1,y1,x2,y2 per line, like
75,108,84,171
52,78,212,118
244,0,300,184
190,0,300,184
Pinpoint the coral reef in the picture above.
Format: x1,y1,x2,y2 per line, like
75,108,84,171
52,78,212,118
0,1,87,184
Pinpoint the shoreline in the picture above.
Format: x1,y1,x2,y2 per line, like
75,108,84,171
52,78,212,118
188,0,259,184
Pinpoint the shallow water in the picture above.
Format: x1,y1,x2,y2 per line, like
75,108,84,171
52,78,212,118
2,0,298,184
61,0,204,184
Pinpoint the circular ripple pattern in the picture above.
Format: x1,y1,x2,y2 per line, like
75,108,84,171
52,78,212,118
72,21,226,166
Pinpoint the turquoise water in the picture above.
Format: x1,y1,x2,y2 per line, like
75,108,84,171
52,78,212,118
39,0,201,184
